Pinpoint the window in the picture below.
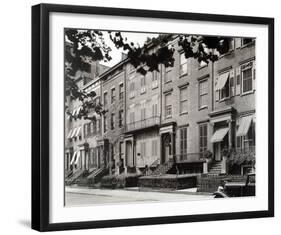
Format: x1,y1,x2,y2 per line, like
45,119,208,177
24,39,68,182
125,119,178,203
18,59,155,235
152,140,158,156
199,80,208,108
84,122,97,138
111,113,115,130
129,112,135,124
141,107,146,121
165,93,172,118
96,119,101,133
140,142,146,157
241,62,253,93
140,76,146,87
180,127,188,155
199,61,208,68
179,86,188,114
242,38,254,46
236,119,255,150
111,87,116,103
103,116,107,133
119,83,124,100
119,110,124,127
199,123,208,154
152,103,158,117
244,122,255,149
129,81,135,92
140,75,146,94
151,71,157,81
220,75,230,100
164,67,172,83
95,96,100,105
103,92,108,106
180,53,188,76
90,122,95,135
229,38,235,51
129,81,135,98
151,71,159,89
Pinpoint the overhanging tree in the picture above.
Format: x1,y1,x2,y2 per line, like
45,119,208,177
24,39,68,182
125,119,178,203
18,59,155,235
65,29,231,120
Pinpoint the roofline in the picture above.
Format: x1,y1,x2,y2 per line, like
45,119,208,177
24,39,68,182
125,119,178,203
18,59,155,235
99,58,129,80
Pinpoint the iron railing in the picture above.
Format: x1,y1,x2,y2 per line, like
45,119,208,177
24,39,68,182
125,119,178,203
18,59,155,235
174,152,208,163
126,116,160,132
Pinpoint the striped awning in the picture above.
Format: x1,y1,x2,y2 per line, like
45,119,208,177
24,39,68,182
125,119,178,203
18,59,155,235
66,130,73,139
74,126,82,137
211,128,229,143
215,72,229,90
237,116,252,137
70,128,77,138
70,151,77,164
74,151,81,164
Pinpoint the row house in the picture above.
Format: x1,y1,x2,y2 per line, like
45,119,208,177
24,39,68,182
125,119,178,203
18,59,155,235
124,63,162,173
65,62,109,180
210,37,256,175
65,36,256,178
100,60,126,175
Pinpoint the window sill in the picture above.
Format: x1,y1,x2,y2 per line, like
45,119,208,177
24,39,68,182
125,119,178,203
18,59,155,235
198,106,208,111
198,64,208,70
179,73,188,78
180,112,188,116
219,50,234,59
219,97,231,103
240,41,255,49
241,90,255,96
164,80,172,84
165,116,172,119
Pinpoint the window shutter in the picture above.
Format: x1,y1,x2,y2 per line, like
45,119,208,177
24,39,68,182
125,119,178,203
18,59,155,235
253,61,256,90
235,38,242,49
215,77,219,101
230,69,235,97
236,67,241,95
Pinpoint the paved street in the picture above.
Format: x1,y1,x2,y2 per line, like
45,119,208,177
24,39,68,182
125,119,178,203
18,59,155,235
65,187,213,206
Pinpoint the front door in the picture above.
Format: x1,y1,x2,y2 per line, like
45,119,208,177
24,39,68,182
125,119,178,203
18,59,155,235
162,134,171,163
214,143,221,161
126,141,133,167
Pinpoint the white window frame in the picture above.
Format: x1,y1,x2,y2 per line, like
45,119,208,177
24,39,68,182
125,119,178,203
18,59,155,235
199,123,208,154
164,67,172,83
111,87,116,104
219,72,230,101
152,139,158,156
179,52,188,76
198,79,208,109
241,61,254,94
179,86,188,114
179,127,188,155
103,91,108,106
164,93,172,119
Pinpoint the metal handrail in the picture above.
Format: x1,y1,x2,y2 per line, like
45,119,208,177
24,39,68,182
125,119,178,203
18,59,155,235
126,116,160,132
174,152,209,162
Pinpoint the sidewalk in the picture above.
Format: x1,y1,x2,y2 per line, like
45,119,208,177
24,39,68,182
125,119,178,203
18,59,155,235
65,186,214,206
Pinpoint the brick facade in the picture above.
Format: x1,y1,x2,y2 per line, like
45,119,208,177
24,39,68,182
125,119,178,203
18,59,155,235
65,36,256,177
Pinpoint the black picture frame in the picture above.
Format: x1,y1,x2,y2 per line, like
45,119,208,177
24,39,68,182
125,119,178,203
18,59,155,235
32,3,274,232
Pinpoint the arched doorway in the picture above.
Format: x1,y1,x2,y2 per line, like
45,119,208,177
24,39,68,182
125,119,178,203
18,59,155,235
161,133,171,163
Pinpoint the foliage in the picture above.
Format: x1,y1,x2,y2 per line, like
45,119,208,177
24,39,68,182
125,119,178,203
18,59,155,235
64,29,231,120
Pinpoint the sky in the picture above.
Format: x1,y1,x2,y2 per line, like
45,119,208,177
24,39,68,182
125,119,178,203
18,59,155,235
97,31,159,68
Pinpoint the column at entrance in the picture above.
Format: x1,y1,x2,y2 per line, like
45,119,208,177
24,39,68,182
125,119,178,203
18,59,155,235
159,124,175,164
124,136,134,173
